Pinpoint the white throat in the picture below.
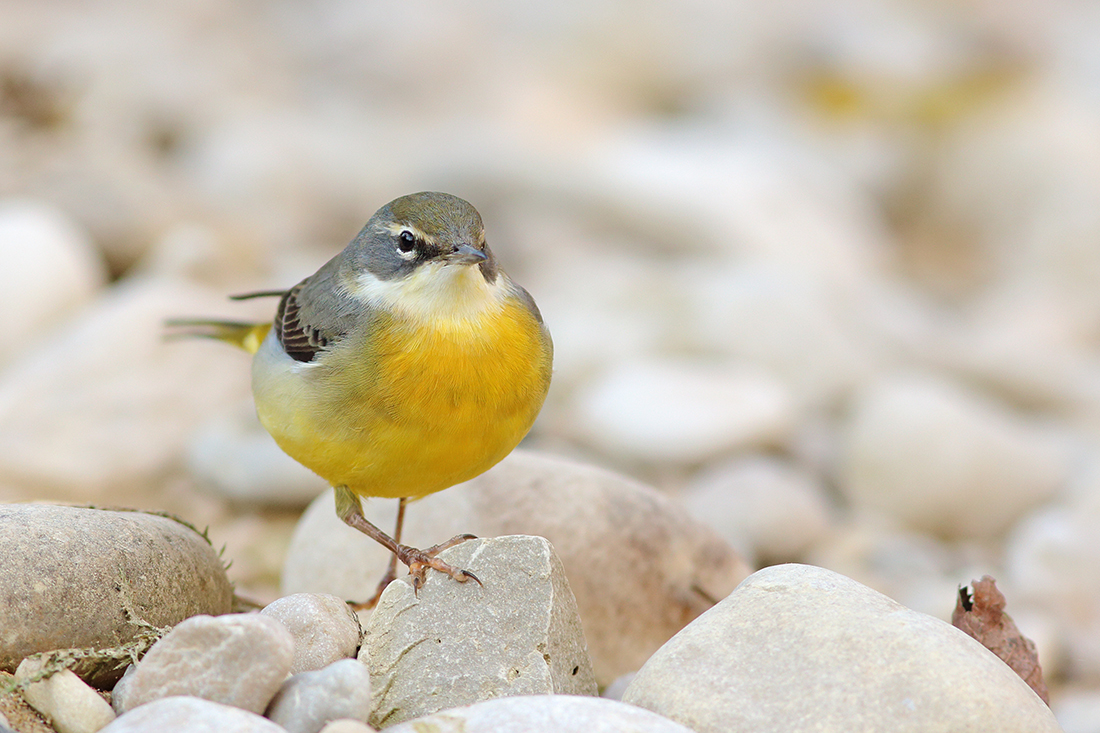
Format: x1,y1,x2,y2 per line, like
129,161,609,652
351,262,507,324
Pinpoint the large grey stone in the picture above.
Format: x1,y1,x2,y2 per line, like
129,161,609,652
360,535,596,729
384,695,696,733
112,614,294,715
622,564,1062,733
265,659,372,733
284,450,749,686
101,696,287,733
0,505,233,687
261,594,361,675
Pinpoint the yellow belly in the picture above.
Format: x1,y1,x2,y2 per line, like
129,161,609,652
253,299,551,499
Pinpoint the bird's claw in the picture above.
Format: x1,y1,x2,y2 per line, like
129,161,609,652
399,534,482,595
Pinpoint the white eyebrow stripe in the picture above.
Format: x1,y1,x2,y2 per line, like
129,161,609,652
376,221,437,246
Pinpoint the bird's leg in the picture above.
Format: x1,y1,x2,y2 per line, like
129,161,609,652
335,486,481,609
376,496,406,591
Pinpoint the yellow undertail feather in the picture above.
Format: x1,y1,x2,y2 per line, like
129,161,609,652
165,319,272,355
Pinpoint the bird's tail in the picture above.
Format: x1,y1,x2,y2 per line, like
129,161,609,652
167,289,283,355
165,319,272,355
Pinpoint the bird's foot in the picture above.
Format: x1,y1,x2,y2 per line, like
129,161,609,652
397,534,482,594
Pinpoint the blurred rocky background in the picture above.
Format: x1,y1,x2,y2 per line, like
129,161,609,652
3,0,1100,728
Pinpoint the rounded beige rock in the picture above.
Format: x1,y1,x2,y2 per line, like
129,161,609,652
622,563,1061,733
0,505,233,687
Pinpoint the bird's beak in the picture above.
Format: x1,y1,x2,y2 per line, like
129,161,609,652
445,244,489,265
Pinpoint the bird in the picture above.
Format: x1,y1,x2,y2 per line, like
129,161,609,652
172,192,553,604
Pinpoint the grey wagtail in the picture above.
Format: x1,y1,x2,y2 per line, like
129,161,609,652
172,192,553,604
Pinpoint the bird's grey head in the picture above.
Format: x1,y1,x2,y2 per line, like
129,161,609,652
343,192,498,283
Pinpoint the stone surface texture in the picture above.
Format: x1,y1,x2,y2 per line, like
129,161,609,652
0,505,233,687
112,614,294,715
260,593,361,675
384,695,696,733
264,659,372,733
360,535,596,729
622,564,1061,733
14,658,116,733
100,696,287,733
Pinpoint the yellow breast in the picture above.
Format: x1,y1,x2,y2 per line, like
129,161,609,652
253,294,552,499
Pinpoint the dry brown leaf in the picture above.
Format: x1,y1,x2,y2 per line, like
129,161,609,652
952,575,1049,705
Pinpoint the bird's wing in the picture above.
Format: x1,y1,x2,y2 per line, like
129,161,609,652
274,262,367,363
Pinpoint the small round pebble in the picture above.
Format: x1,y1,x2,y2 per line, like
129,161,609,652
681,456,833,564
15,658,115,733
100,696,286,733
383,695,695,733
265,659,372,733
260,594,361,675
317,721,374,733
112,614,294,715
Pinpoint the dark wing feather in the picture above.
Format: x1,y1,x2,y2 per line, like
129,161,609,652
276,284,343,362
272,251,371,363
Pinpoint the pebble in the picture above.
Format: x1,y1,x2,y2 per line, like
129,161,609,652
600,672,636,702
930,83,1100,333
572,357,796,464
0,505,233,688
112,614,294,715
187,404,329,508
283,450,749,686
383,695,695,733
622,564,1061,733
0,277,254,503
838,373,1068,539
680,455,833,565
14,657,115,733
0,673,53,733
260,594,361,675
317,722,374,733
1052,688,1100,733
361,536,596,729
0,199,107,368
100,696,287,733
585,124,889,291
682,262,879,410
1005,462,1100,679
264,659,372,733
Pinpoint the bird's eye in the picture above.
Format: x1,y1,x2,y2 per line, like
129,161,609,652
397,230,417,254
